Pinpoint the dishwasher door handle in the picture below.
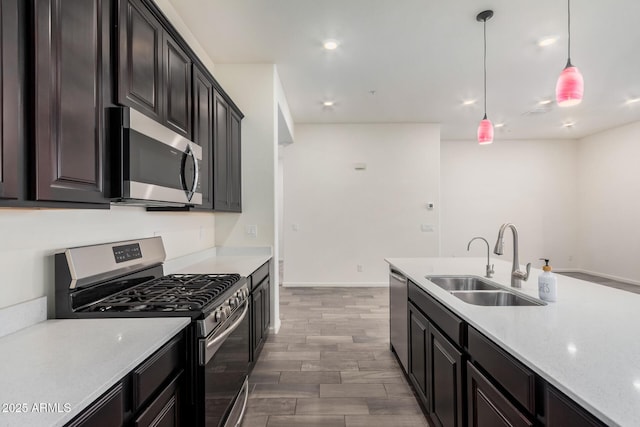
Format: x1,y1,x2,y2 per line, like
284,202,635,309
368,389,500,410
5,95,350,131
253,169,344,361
389,269,406,283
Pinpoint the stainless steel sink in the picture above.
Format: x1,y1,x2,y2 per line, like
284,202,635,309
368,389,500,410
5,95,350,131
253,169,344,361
450,290,546,306
425,275,546,306
425,275,501,291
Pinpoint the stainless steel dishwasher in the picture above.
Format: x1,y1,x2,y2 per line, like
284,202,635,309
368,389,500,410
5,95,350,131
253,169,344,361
389,267,408,372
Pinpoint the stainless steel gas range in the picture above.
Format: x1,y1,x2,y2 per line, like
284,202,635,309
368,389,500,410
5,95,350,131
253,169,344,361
54,237,249,427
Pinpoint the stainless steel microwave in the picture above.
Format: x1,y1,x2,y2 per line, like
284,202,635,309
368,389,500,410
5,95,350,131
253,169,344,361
110,107,202,206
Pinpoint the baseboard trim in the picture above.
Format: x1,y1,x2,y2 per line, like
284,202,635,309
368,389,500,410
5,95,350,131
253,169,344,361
555,268,640,286
269,318,281,334
282,281,388,288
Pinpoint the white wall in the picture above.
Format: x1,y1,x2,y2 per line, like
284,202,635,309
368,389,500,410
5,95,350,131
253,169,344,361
212,64,294,331
283,123,440,286
0,207,215,313
576,121,640,283
440,139,579,270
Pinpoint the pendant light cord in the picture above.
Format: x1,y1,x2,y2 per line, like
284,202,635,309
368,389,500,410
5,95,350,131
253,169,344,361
483,17,487,118
567,0,572,66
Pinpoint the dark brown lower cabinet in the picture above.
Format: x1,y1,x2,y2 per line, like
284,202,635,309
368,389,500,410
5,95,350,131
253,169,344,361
251,284,264,356
134,373,182,427
545,385,605,427
65,333,185,427
408,302,429,409
249,262,271,366
251,277,271,357
429,327,463,427
467,362,533,427
262,278,271,338
66,383,124,427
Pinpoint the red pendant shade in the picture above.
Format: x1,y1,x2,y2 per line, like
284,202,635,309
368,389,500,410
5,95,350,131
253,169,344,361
556,0,583,107
477,117,494,145
556,65,584,107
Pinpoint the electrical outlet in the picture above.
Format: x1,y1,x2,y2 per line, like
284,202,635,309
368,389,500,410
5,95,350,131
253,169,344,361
421,224,434,232
357,264,363,272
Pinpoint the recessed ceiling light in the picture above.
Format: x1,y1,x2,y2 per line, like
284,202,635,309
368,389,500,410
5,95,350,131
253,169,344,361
323,40,339,50
462,99,476,106
562,121,576,128
625,97,640,105
538,99,553,105
323,101,335,107
494,123,505,128
538,37,558,47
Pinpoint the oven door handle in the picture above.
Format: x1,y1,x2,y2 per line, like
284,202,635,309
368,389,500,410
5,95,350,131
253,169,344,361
200,300,249,365
224,377,249,427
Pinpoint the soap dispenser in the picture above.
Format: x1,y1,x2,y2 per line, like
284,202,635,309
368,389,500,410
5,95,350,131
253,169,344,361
538,258,557,302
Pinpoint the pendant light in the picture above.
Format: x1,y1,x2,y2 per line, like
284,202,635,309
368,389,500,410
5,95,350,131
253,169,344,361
477,10,494,145
556,0,584,107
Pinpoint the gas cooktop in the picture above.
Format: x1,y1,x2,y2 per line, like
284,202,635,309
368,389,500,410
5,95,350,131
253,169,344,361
79,273,241,313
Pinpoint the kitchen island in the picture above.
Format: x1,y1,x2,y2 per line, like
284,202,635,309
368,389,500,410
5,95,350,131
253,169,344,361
386,257,640,427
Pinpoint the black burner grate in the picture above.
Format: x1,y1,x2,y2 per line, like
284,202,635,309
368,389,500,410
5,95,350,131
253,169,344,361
81,273,240,313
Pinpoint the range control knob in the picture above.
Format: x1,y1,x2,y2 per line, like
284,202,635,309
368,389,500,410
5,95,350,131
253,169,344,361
214,309,227,322
223,306,232,317
229,297,240,308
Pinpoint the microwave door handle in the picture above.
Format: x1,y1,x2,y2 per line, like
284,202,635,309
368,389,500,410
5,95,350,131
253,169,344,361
180,145,199,200
191,148,199,197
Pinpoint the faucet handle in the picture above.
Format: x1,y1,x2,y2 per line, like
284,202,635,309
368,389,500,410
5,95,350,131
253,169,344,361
513,263,532,281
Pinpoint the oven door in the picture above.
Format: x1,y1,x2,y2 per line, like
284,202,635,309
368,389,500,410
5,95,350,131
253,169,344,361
111,107,202,206
198,300,250,427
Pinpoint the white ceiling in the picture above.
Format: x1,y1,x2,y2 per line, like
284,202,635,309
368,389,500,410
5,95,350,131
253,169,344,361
169,0,640,140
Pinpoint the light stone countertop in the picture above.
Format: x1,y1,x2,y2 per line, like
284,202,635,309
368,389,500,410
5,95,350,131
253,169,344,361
0,317,190,427
172,255,271,277
385,257,640,427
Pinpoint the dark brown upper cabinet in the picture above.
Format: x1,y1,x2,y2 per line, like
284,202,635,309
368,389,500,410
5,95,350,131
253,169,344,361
192,65,213,209
164,36,191,138
32,0,111,204
0,0,21,201
213,91,242,212
118,0,192,140
229,108,242,211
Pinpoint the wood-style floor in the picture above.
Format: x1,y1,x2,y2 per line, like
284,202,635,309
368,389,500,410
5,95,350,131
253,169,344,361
240,286,428,427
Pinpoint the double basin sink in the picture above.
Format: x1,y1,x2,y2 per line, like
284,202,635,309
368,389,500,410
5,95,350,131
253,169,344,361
425,275,546,306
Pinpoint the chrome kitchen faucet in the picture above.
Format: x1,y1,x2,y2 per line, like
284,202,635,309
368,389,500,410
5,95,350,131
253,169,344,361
494,223,531,288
